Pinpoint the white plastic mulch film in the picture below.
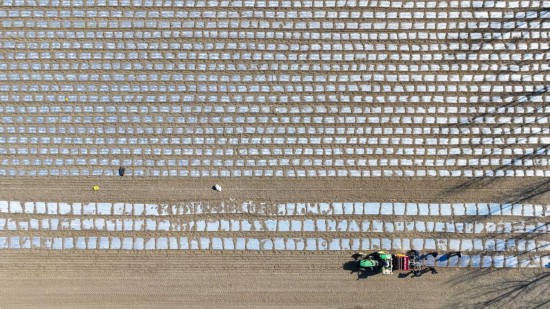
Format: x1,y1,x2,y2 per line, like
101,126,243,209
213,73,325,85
0,0,549,177
0,200,549,268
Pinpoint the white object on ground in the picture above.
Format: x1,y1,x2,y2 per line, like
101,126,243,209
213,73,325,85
214,184,222,192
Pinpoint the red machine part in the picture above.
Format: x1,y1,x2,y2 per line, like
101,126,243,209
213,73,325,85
393,254,409,271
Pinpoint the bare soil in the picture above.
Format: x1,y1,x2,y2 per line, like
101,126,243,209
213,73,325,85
1,177,549,204
0,250,548,308
0,177,549,307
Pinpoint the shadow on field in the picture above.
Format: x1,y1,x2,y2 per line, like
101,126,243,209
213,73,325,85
440,173,550,204
447,269,550,309
342,260,382,280
435,177,550,242
436,8,550,202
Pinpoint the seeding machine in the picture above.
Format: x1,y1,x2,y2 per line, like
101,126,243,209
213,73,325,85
352,250,461,277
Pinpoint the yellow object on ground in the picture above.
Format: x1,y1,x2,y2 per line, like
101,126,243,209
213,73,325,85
92,185,100,191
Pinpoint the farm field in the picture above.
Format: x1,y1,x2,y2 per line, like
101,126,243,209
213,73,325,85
0,251,548,308
1,0,549,307
0,178,548,307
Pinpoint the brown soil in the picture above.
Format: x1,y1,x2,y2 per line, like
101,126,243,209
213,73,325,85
1,177,549,204
1,2,549,307
0,250,548,308
0,177,549,307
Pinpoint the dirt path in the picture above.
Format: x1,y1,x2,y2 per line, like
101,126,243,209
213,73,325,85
1,177,548,204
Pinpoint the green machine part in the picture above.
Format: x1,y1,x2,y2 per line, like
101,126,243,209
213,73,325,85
359,259,379,268
378,253,392,260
